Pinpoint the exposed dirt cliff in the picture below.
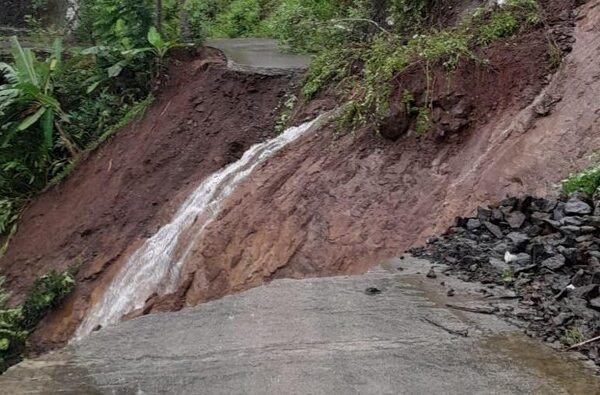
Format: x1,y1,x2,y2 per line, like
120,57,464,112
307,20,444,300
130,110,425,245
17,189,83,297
0,48,301,351
1,0,599,354
153,0,600,310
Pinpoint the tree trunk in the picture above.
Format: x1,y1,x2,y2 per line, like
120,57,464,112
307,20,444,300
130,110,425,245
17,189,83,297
156,0,163,33
372,0,388,26
179,0,191,41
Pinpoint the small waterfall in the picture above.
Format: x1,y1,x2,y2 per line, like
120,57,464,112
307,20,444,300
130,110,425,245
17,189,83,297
75,116,324,339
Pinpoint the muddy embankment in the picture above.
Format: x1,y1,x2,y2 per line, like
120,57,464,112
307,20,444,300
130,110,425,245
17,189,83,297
1,0,599,352
168,0,599,303
153,0,600,308
0,48,308,351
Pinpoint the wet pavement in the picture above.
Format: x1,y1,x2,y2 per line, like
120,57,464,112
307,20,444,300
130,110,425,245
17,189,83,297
205,38,311,75
1,256,599,394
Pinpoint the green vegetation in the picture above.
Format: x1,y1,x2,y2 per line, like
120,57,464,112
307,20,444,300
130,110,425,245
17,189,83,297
0,35,154,243
0,277,26,373
301,0,540,131
501,267,515,285
562,165,600,196
261,0,357,52
561,326,585,347
0,37,72,243
0,1,180,243
183,0,272,40
77,0,155,46
547,41,562,70
122,26,185,77
182,0,428,48
20,270,76,330
169,0,540,135
0,270,75,373
476,0,539,45
274,93,298,134
208,0,263,38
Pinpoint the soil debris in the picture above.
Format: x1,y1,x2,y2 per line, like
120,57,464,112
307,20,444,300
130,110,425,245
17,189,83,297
0,48,299,353
426,267,437,279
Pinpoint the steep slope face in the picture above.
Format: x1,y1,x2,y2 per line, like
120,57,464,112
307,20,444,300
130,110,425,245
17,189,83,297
0,48,298,351
153,0,600,308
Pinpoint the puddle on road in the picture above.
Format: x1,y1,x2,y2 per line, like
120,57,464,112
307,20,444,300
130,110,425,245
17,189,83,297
481,334,600,394
380,256,600,393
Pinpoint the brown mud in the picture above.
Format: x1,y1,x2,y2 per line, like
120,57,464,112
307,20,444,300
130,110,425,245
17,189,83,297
0,47,297,352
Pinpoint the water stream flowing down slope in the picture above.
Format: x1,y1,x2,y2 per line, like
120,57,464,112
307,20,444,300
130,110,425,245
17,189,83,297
75,116,325,339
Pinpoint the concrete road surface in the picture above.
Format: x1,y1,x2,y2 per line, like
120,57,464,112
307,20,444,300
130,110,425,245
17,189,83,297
1,257,599,394
205,38,311,75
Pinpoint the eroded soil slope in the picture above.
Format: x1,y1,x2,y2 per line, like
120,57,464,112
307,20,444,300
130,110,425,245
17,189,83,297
2,0,599,352
159,0,600,309
0,48,297,351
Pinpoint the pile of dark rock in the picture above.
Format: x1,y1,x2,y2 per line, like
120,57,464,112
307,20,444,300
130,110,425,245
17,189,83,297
412,193,600,365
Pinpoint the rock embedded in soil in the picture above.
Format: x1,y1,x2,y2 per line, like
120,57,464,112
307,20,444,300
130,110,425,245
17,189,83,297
572,284,599,300
411,194,600,367
466,219,481,230
490,257,509,272
378,103,411,141
590,297,600,310
506,211,527,229
506,232,530,251
514,253,532,266
483,221,504,239
541,255,565,271
564,198,592,215
365,287,382,295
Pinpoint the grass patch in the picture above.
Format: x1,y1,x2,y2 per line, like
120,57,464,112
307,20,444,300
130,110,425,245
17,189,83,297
97,95,154,145
562,165,600,196
0,269,75,373
0,198,21,256
561,327,585,347
274,93,298,134
547,41,562,70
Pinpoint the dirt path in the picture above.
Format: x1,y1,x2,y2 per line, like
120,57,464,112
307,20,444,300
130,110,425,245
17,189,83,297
2,256,599,393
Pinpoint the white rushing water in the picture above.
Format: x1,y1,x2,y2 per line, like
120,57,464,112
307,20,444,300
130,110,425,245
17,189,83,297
75,116,323,339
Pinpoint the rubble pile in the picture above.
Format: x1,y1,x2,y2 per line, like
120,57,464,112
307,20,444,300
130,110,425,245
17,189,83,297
412,194,600,365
